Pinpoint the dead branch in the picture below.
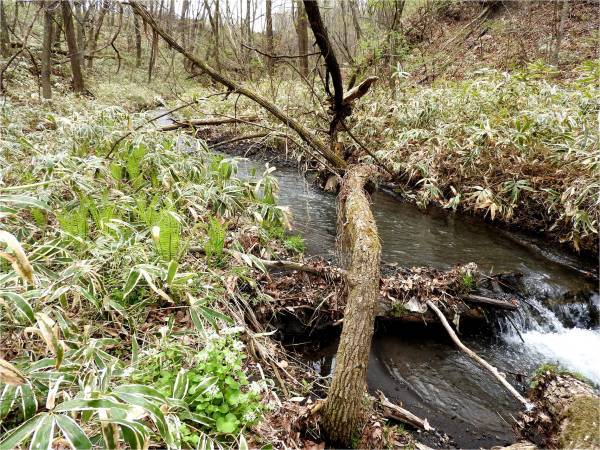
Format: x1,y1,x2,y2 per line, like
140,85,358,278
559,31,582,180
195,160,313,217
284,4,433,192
426,299,530,406
464,294,518,310
188,246,323,274
128,1,346,171
377,391,433,431
159,116,258,131
342,76,379,106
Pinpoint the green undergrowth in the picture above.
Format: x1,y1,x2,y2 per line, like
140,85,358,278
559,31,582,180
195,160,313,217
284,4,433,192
169,60,599,253
0,79,295,448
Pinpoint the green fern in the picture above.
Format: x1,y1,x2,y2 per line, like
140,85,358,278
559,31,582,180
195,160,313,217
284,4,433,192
153,210,181,261
126,143,147,188
57,204,89,239
205,216,226,265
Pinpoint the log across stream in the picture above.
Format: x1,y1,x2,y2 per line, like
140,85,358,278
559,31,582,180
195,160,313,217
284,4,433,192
227,150,598,449
152,107,598,447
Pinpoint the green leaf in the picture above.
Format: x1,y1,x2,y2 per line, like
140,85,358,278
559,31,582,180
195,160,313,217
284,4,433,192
166,260,178,284
54,398,129,413
114,384,167,403
0,413,44,449
111,418,148,450
0,291,35,324
115,392,173,446
123,269,143,300
29,414,54,450
172,369,189,399
215,414,237,434
20,383,38,420
0,195,49,211
55,414,92,450
239,433,249,450
0,384,17,419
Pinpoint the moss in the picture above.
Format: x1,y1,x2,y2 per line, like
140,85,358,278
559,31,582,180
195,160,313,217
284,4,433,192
530,363,589,388
559,396,600,449
392,301,409,318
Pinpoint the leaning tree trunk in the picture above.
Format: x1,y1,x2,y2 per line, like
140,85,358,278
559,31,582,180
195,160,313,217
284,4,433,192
322,164,381,446
524,371,600,449
61,0,85,93
41,2,54,99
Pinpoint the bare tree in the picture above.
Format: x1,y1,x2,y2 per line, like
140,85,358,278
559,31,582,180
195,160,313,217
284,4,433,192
0,0,9,57
41,1,55,99
265,0,273,73
61,0,85,92
553,0,570,65
295,0,309,77
87,0,108,69
133,10,142,68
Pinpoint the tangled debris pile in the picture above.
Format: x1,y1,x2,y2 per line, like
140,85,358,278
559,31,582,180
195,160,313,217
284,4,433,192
245,258,521,337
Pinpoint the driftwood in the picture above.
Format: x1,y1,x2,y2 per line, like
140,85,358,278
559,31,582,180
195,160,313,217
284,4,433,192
426,300,530,406
465,294,518,310
159,116,259,132
377,391,433,431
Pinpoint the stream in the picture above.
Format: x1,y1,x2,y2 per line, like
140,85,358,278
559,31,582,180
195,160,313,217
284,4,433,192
158,109,599,447
233,155,598,448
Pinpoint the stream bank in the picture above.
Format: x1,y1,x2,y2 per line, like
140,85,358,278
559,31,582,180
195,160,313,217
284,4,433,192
221,143,598,448
153,107,600,447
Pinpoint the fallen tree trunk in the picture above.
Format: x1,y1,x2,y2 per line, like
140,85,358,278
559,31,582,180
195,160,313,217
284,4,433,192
322,164,381,446
522,371,600,449
378,391,433,431
159,115,258,131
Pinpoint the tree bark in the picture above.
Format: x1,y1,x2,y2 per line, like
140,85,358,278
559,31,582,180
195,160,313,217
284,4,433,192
128,1,346,169
322,164,381,446
295,0,309,77
41,1,54,99
133,10,142,68
265,0,273,74
0,0,9,57
61,0,85,93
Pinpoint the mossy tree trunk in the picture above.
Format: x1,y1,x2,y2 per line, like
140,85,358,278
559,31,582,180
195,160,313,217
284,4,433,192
322,164,381,446
525,371,600,449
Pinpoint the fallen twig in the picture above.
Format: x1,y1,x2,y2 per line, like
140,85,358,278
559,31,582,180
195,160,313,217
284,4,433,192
377,391,433,431
426,299,530,407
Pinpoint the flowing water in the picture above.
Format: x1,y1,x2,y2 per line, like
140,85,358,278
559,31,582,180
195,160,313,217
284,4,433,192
233,156,598,448
158,109,598,447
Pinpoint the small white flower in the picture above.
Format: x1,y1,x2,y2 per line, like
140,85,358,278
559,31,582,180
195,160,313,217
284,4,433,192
232,340,245,351
243,410,257,422
205,384,220,397
221,326,244,336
